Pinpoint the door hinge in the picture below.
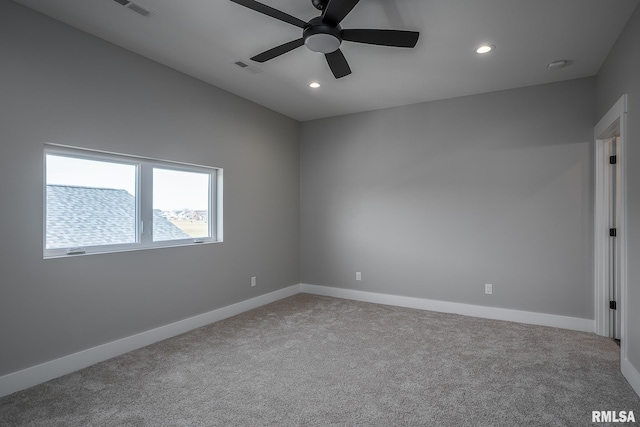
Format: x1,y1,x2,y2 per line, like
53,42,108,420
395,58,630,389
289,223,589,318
609,228,617,237
610,301,617,310
609,155,617,164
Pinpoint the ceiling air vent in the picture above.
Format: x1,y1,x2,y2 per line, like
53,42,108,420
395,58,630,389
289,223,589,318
126,2,152,17
111,0,153,17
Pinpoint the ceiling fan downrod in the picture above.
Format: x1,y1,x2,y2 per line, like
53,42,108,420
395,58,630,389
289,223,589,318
311,0,330,11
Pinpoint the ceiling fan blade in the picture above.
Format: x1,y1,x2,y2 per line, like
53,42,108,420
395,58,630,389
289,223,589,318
250,38,304,62
325,49,352,79
230,0,307,28
342,29,420,48
322,0,360,27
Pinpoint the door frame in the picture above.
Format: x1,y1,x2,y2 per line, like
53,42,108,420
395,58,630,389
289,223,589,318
594,94,627,347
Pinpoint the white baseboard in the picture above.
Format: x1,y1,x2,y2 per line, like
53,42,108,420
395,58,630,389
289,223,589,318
300,284,595,333
622,358,640,398
0,284,301,398
0,283,600,399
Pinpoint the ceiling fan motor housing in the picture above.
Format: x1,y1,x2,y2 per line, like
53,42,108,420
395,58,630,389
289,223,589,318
303,17,342,53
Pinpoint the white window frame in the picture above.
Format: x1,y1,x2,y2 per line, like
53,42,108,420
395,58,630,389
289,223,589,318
43,144,223,258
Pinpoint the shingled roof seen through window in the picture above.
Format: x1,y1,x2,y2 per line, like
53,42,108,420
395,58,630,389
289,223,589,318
46,185,190,248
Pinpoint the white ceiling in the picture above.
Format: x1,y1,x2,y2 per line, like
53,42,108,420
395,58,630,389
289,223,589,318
13,0,639,121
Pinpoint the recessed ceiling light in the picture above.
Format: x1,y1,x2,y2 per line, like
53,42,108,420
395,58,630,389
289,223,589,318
476,44,495,54
309,82,321,89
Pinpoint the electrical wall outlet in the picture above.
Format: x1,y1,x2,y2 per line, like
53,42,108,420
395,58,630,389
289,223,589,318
356,272,362,281
485,283,493,295
251,276,256,287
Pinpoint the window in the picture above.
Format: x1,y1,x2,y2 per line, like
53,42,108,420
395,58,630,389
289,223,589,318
152,168,210,242
44,144,222,258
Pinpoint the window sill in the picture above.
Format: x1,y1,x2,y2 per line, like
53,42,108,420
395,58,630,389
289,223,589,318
43,239,223,259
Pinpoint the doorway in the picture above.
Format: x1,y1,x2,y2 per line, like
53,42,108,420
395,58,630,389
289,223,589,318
594,94,627,347
604,136,621,340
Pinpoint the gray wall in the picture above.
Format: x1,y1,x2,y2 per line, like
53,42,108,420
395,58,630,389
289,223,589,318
301,78,595,319
596,4,640,374
0,1,299,376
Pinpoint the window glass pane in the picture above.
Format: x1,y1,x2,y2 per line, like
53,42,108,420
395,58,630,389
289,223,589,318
45,154,137,249
153,168,210,241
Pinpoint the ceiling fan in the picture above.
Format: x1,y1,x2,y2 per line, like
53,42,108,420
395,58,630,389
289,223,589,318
230,0,420,79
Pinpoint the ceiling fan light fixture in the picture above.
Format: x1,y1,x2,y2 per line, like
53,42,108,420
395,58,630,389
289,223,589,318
476,44,495,54
231,0,420,79
304,33,341,53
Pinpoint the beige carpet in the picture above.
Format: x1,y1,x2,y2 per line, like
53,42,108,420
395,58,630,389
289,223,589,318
1,293,639,426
